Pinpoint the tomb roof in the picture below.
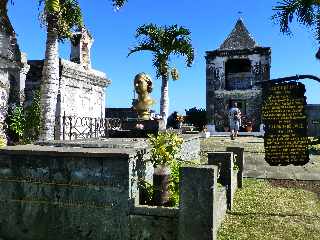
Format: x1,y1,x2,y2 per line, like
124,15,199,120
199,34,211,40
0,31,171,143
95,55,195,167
219,18,257,50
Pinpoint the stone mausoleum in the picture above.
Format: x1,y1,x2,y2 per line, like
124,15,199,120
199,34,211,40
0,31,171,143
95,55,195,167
0,24,109,141
206,19,271,131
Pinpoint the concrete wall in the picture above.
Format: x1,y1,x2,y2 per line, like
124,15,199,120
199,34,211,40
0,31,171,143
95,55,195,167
129,206,179,240
0,144,143,240
0,139,240,240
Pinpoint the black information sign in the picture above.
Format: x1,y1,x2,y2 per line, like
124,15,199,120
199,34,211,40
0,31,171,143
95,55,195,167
262,82,309,166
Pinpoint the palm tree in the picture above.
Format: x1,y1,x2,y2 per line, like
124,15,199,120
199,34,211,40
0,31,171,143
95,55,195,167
39,0,128,140
273,0,320,59
128,24,194,124
38,0,83,141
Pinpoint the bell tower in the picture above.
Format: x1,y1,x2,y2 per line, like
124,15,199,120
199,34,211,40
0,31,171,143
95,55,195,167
205,19,271,131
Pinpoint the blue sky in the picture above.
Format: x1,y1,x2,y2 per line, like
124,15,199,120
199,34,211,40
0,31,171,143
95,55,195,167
8,0,320,115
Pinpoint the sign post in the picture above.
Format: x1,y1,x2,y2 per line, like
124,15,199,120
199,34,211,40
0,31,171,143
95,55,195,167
262,82,309,166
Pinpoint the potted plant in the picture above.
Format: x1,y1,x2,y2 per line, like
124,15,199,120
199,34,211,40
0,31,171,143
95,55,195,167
245,121,253,132
148,131,183,206
242,116,254,132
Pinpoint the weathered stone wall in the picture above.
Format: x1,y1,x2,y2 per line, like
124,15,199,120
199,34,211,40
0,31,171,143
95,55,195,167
212,90,263,131
0,144,145,240
0,30,29,142
25,59,109,119
129,206,178,240
305,104,320,136
178,134,201,161
0,138,241,240
59,59,108,118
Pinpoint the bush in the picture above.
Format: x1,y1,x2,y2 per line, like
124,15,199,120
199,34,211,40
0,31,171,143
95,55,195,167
6,90,41,144
0,137,6,147
147,131,183,168
185,107,207,131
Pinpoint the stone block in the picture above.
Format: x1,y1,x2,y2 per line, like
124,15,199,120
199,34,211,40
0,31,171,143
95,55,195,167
207,152,234,210
226,147,244,188
178,165,218,240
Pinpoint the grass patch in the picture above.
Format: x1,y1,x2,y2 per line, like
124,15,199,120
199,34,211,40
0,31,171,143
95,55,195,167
217,179,320,240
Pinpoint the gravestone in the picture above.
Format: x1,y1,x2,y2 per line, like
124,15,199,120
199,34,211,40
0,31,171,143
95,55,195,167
262,82,309,166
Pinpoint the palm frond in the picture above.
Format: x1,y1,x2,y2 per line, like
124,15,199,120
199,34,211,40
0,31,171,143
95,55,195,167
128,23,194,78
128,42,159,56
112,0,127,9
273,0,318,33
172,38,194,67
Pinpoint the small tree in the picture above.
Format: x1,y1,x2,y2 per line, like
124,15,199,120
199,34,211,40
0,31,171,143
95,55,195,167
128,24,194,124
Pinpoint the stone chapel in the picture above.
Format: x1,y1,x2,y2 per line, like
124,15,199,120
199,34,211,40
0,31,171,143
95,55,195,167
205,18,271,132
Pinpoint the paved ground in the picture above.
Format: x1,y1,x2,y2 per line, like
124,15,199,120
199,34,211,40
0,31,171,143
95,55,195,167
200,136,320,181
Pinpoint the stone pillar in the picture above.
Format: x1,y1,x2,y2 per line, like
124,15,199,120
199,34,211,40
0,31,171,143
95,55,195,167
70,27,93,70
178,165,218,240
226,147,244,188
208,152,233,210
18,52,29,105
0,70,8,144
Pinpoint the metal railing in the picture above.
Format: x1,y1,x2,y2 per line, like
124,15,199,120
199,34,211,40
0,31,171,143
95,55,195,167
54,112,123,140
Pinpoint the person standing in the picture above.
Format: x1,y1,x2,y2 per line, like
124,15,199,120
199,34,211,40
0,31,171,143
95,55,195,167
229,102,241,140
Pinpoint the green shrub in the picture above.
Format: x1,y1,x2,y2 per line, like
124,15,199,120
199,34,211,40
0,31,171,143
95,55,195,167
148,131,183,168
24,90,42,143
6,90,42,144
0,137,6,147
185,107,207,131
7,105,25,142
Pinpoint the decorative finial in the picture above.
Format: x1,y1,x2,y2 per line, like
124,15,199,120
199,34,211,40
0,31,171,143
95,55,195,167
237,11,243,19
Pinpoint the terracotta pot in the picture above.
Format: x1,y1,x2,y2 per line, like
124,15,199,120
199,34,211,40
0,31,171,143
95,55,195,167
245,125,252,132
153,165,171,206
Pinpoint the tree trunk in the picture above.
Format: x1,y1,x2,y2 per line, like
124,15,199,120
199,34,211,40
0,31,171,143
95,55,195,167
160,73,169,126
39,14,60,141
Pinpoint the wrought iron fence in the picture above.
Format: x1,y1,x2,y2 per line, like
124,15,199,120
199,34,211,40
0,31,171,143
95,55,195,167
54,112,123,140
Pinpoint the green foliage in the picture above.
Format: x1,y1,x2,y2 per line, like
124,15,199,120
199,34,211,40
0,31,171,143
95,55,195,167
39,0,83,41
8,105,25,140
128,23,194,79
147,132,184,206
272,0,320,57
6,90,42,144
217,179,320,239
167,158,180,206
112,0,128,9
138,179,154,205
185,107,207,131
24,90,42,143
0,137,5,147
148,131,184,168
